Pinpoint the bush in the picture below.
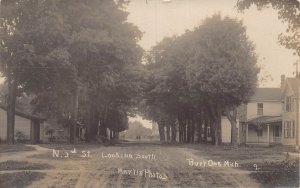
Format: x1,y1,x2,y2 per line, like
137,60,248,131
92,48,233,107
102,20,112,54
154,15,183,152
15,130,26,143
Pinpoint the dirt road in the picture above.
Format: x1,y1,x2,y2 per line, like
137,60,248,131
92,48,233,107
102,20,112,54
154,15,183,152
1,142,262,188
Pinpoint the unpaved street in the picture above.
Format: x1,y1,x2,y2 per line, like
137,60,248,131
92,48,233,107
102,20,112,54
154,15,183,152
1,142,261,188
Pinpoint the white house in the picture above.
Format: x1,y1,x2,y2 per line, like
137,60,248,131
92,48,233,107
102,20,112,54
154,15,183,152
281,77,300,146
239,88,282,145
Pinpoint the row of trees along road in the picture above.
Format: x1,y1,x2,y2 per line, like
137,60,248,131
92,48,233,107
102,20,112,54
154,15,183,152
141,14,259,146
0,1,265,146
0,0,144,144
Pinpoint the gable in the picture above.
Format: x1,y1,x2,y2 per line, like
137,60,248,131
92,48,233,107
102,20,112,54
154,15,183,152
281,78,300,99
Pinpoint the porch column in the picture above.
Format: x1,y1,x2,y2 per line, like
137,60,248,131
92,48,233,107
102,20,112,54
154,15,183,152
246,123,248,143
267,124,270,146
30,120,35,144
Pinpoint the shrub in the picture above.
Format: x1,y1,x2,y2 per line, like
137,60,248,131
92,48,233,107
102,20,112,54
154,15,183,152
15,130,26,143
250,159,299,187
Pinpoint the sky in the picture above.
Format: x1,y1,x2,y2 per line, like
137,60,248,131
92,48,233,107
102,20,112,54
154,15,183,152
125,0,298,87
126,0,299,127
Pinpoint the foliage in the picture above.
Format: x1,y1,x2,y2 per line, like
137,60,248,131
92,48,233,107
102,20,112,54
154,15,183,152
15,130,26,143
0,0,143,143
250,160,299,187
237,0,300,56
142,14,258,145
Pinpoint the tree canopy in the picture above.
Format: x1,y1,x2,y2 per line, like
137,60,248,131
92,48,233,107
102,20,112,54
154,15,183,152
237,0,300,56
0,0,143,143
142,14,259,145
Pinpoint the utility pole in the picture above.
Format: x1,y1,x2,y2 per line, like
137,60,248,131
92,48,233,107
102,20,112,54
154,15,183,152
293,61,299,78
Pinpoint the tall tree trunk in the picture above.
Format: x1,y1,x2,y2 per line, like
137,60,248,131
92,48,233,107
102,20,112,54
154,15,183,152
171,121,176,143
110,129,113,140
214,109,222,146
179,124,182,143
99,119,107,138
226,106,238,147
187,119,190,143
166,123,170,143
204,120,208,142
70,86,79,144
86,104,91,142
208,103,222,146
210,120,216,145
86,106,99,142
91,110,99,141
158,122,165,143
99,105,109,139
191,120,195,143
6,73,17,144
114,132,119,139
183,122,187,143
178,117,184,143
197,119,202,143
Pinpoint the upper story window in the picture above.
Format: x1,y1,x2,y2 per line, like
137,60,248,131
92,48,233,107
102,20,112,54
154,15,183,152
257,103,263,115
285,96,293,112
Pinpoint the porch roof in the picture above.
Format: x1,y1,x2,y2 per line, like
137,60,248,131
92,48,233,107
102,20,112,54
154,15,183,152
245,116,282,125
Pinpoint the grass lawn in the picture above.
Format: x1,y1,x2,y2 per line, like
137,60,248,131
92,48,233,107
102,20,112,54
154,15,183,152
0,160,52,170
249,160,299,188
188,143,299,187
0,144,35,153
0,161,53,188
0,171,45,188
189,144,295,162
39,143,102,150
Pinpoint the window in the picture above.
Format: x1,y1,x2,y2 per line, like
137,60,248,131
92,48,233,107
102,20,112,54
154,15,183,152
257,103,263,115
284,120,295,138
286,96,293,112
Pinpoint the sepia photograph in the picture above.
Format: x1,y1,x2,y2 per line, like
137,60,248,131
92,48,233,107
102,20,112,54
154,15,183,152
0,0,299,187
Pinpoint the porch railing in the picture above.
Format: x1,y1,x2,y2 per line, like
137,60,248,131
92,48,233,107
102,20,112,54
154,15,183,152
272,136,281,144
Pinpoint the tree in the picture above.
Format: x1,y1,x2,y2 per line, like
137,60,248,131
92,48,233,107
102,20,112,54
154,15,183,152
0,0,143,144
186,14,259,146
237,0,300,56
143,14,259,146
0,0,68,144
142,36,192,143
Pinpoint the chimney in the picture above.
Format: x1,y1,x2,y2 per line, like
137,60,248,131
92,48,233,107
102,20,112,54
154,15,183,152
281,75,285,88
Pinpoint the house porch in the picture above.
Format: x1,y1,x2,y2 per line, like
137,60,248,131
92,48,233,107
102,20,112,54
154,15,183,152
244,116,282,145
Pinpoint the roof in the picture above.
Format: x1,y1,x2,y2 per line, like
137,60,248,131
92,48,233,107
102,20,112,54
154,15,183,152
0,103,45,121
245,116,282,125
286,78,300,95
249,88,282,102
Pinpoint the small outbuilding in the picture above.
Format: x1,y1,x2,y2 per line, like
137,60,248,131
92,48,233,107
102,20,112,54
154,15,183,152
0,104,46,144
